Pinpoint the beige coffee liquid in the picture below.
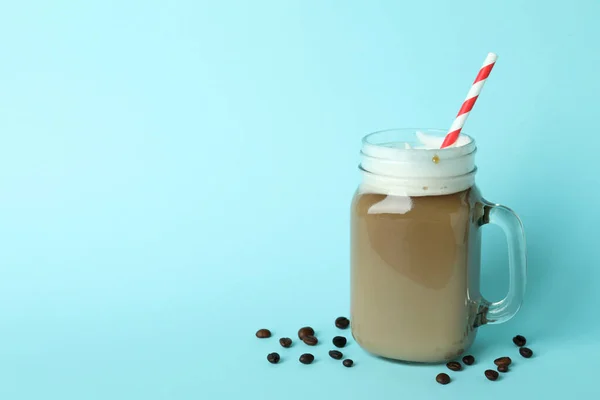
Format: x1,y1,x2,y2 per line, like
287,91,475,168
350,187,485,363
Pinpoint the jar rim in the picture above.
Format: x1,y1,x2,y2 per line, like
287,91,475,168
362,128,476,161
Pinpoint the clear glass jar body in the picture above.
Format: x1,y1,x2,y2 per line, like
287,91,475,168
350,129,526,363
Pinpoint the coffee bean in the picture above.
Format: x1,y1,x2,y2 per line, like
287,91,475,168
279,337,292,348
513,334,527,347
335,316,350,329
519,347,533,358
494,356,512,366
256,329,271,338
446,361,462,371
298,327,315,340
485,369,499,381
332,336,347,348
497,364,509,373
267,352,280,364
329,350,343,360
342,359,354,368
302,335,318,346
436,373,451,385
299,353,314,364
462,355,475,365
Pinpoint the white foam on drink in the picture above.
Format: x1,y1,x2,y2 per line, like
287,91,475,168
360,131,477,196
415,130,471,149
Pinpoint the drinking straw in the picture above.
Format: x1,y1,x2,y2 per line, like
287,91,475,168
440,52,498,148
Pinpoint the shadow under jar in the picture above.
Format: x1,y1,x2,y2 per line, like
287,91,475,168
350,129,526,363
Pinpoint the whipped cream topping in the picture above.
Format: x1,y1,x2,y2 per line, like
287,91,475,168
359,130,477,196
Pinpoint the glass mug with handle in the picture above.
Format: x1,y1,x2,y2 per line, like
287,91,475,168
350,129,526,363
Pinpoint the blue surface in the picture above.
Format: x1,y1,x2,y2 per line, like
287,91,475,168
1,0,599,398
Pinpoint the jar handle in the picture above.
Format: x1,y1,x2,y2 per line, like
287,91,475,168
476,201,527,325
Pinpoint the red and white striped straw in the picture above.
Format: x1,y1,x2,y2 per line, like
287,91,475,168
440,52,498,148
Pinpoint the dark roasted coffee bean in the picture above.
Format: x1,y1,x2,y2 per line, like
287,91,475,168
497,364,509,373
279,337,292,348
335,316,350,329
298,327,315,340
462,355,475,365
332,336,347,348
513,334,527,347
436,373,451,385
267,352,280,364
329,350,343,360
519,347,533,358
446,361,462,371
302,335,318,346
256,329,271,338
299,353,314,364
485,369,499,381
494,356,512,366
342,359,354,368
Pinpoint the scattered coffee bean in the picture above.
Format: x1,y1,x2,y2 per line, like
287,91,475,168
332,336,347,348
335,316,350,329
519,347,533,358
267,352,280,364
494,356,512,366
462,355,475,365
436,373,451,385
485,369,499,381
513,334,527,347
299,353,314,364
298,327,315,340
302,335,318,346
329,350,343,360
342,359,354,368
279,337,292,348
256,329,271,338
497,364,509,373
446,361,462,371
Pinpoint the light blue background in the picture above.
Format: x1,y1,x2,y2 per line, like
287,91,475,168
1,0,599,398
